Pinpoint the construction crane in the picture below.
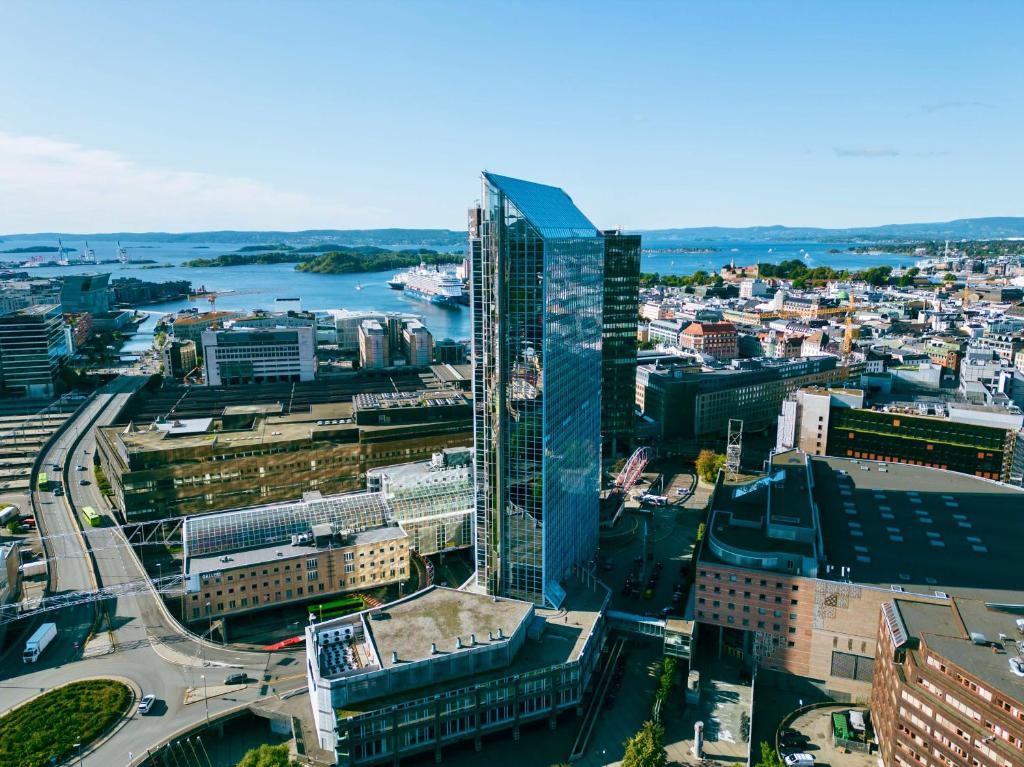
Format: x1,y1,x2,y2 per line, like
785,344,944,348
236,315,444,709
187,287,261,311
841,291,858,358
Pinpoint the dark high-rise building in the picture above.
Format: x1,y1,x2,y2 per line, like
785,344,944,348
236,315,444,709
0,305,69,397
601,230,641,456
470,172,604,606
60,273,111,315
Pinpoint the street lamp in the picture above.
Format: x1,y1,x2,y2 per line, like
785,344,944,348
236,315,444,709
200,674,209,726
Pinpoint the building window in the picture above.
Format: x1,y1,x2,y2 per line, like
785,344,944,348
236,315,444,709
830,651,874,682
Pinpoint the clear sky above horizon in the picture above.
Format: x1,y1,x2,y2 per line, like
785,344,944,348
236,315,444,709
1,1,1021,234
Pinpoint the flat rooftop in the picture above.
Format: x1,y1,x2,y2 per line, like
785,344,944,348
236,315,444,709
367,587,534,668
329,578,608,716
813,456,1024,603
896,598,1024,704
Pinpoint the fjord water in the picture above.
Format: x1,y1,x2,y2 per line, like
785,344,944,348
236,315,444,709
6,238,917,350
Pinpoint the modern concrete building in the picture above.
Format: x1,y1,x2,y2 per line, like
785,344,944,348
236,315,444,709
469,172,604,605
695,450,1024,701
305,579,609,762
636,355,852,440
601,230,641,456
400,319,433,367
202,325,317,386
96,393,472,520
778,387,1020,482
0,305,69,397
358,320,389,370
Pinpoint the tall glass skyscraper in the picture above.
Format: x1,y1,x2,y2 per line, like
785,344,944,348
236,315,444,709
469,172,604,607
600,231,641,457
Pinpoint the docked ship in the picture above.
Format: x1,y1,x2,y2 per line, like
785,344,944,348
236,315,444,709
388,264,463,307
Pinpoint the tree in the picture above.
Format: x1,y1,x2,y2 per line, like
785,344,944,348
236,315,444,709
235,743,295,767
695,449,727,483
622,720,667,767
754,741,785,767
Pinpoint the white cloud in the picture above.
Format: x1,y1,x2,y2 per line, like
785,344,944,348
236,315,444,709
0,131,379,233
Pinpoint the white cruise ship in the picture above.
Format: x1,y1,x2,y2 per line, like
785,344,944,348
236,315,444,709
387,264,462,307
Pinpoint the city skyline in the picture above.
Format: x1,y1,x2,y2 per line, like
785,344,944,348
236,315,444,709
1,2,1021,232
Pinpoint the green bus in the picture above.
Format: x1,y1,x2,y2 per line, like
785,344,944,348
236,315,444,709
37,472,49,491
82,506,102,527
310,595,365,621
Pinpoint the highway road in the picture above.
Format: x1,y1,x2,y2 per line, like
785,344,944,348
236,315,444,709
0,375,306,766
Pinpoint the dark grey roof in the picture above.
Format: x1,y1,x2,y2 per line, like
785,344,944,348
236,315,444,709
483,172,598,239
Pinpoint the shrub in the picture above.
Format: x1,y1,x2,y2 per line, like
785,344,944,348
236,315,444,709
695,449,727,483
236,743,296,767
0,679,131,767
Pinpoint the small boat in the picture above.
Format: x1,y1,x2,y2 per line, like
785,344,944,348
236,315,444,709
387,274,406,290
355,283,363,291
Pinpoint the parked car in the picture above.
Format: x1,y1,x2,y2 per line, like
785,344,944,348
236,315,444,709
138,694,156,715
783,753,814,767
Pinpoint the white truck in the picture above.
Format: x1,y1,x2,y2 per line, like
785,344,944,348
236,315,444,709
23,622,57,663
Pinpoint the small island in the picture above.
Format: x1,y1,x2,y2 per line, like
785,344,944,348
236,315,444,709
184,245,463,274
1,245,77,254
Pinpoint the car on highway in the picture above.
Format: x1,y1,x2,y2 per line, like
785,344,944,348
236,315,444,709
79,479,90,486
137,694,156,715
76,465,86,471
224,672,247,685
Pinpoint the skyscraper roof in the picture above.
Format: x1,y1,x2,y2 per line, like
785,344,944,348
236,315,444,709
483,172,599,239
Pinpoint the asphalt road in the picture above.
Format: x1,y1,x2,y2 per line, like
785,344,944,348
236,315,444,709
0,376,306,766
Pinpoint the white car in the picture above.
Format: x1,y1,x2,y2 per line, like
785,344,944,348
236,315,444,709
137,694,156,715
783,754,814,767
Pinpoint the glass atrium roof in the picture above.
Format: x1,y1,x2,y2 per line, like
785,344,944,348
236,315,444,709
483,172,599,239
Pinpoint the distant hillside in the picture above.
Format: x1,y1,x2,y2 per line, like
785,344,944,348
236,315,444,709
636,217,1024,245
0,229,468,250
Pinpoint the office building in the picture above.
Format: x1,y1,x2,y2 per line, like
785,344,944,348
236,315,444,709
96,392,472,519
470,172,604,605
648,317,687,347
305,579,608,761
161,338,198,380
637,355,851,439
872,598,1024,767
778,387,1021,482
400,319,433,367
59,273,110,315
601,230,641,456
202,325,317,386
433,338,467,365
678,321,738,360
694,450,1024,700
358,320,389,369
0,305,70,397
171,310,240,344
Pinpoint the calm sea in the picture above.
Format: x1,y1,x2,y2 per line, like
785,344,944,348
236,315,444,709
2,238,917,352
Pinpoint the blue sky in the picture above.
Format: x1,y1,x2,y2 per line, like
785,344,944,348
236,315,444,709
0,1,1020,232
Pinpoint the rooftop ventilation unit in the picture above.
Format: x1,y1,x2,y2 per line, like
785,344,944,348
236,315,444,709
970,632,988,646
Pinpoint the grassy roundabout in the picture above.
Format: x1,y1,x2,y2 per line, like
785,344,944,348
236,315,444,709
0,679,132,767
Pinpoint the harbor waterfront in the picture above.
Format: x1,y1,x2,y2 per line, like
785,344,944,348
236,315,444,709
3,238,918,352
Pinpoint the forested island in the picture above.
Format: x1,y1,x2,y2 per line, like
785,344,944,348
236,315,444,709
296,248,461,273
1,245,76,254
183,245,462,273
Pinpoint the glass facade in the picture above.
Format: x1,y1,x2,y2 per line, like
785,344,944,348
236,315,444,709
0,304,69,397
600,232,641,456
471,173,603,606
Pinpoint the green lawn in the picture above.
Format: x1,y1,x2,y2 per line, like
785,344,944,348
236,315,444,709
0,679,131,767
